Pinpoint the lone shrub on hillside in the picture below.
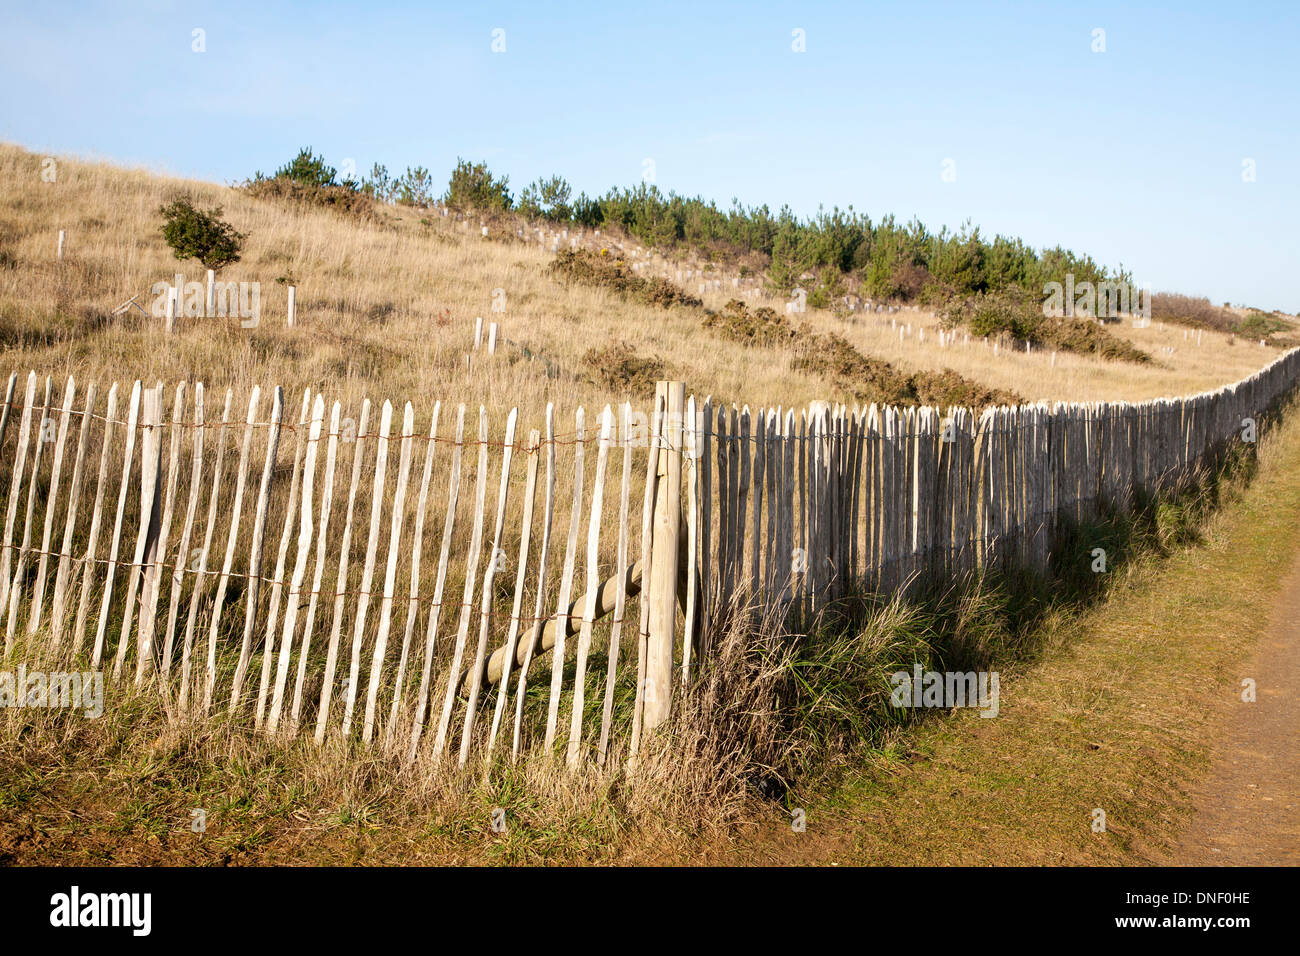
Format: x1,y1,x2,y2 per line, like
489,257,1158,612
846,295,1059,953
159,197,245,271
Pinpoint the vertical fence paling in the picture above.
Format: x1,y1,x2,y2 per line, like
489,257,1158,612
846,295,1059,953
3,351,1300,770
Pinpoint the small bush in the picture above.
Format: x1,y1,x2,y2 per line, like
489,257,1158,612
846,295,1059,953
549,249,702,309
159,196,245,271
581,341,666,395
703,299,797,347
1150,292,1238,333
703,300,1019,407
943,288,1152,364
1236,310,1290,343
793,331,1020,408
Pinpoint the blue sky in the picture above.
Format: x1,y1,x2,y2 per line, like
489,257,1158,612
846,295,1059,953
2,0,1297,309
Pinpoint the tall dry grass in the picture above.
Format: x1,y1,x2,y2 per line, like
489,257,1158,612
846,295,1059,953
0,141,1282,419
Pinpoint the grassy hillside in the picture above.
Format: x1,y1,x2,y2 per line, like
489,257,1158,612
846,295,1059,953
0,142,1286,415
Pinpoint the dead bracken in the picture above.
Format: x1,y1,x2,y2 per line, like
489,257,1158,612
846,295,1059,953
549,248,703,309
705,299,1021,408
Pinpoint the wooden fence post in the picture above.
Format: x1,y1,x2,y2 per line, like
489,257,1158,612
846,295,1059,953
287,286,296,327
165,286,177,334
644,380,684,734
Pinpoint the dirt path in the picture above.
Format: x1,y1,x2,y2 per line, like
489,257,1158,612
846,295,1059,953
1157,549,1300,865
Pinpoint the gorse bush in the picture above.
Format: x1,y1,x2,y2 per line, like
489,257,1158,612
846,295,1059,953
549,248,702,309
581,341,666,395
158,196,245,271
940,288,1153,364
702,299,1021,407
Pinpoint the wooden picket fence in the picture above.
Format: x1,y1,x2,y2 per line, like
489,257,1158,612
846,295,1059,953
1,347,1298,770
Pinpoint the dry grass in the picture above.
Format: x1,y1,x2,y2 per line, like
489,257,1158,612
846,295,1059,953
0,141,1284,419
0,606,782,865
727,399,1300,865
2,141,1297,865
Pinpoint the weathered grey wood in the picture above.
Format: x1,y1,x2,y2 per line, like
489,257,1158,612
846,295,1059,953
458,407,518,764
597,403,633,766
644,381,684,736
315,398,371,744
543,407,585,754
879,406,895,592
680,396,699,687
179,387,230,711
0,373,17,464
4,376,52,651
849,408,864,586
204,385,261,712
796,411,807,620
135,382,186,679
0,372,37,624
763,408,778,601
290,401,342,731
92,380,141,670
698,397,712,659
629,389,663,758
511,404,556,760
715,405,730,616
342,399,392,738
27,376,76,636
566,405,612,767
432,405,491,759
112,383,163,680
358,403,413,749
749,404,764,610
50,382,97,649
2,374,46,645
362,402,415,745
780,408,796,608
408,403,464,761
386,402,440,745
228,386,284,712
256,389,310,726
74,382,120,659
269,394,326,733
735,405,750,609
487,425,538,756
2,350,1296,765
